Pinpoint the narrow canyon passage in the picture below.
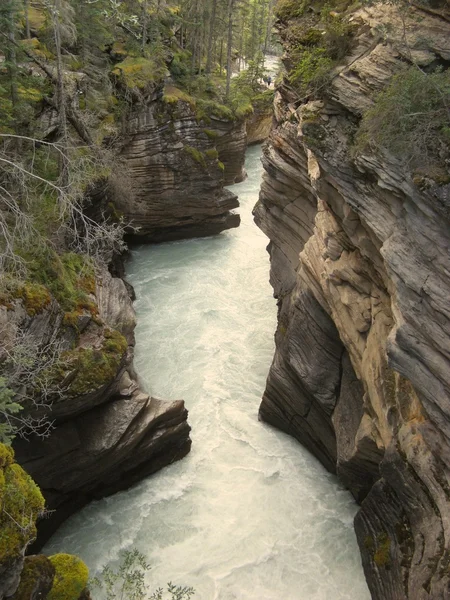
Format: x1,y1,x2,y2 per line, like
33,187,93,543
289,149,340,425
45,146,370,600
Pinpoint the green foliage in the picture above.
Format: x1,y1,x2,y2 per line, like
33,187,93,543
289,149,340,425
16,283,52,316
184,145,207,168
275,0,309,22
169,50,192,82
47,554,89,600
289,47,333,93
111,55,166,90
14,248,97,314
0,444,45,562
195,99,234,121
202,129,219,139
90,549,195,600
162,86,196,107
0,379,22,445
278,0,355,97
356,66,450,176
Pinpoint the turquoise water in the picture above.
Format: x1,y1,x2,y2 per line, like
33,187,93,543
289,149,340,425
44,145,370,600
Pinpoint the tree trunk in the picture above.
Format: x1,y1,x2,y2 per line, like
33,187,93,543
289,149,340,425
52,0,69,188
263,0,275,55
225,0,234,99
205,0,218,74
141,0,147,55
24,0,31,38
6,3,18,108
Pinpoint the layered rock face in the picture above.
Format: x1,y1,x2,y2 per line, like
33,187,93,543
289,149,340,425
246,109,273,146
116,86,245,242
2,270,191,548
254,5,450,599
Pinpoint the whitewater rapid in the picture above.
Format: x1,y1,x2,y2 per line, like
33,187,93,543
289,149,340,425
44,145,370,600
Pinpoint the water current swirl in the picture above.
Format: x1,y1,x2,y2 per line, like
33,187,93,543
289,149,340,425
45,145,370,600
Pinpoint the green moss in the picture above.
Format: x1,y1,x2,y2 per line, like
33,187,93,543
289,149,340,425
111,57,165,90
16,283,52,316
163,85,195,107
204,148,219,159
47,554,89,600
58,329,128,397
203,128,219,139
0,444,14,470
20,249,97,314
10,555,55,600
0,444,45,563
374,533,391,567
27,6,47,32
218,161,225,171
184,145,207,168
196,99,234,122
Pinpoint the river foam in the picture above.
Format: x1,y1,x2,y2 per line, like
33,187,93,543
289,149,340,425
44,145,370,600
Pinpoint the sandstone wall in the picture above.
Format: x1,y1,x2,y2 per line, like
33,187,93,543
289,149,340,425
254,5,450,598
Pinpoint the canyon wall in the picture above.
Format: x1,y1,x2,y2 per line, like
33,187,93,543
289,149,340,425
254,4,450,598
115,85,246,242
2,268,191,549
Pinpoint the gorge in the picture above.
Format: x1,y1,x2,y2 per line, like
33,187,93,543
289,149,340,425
44,145,370,600
1,0,450,597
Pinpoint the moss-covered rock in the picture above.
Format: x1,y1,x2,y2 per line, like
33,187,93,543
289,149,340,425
111,57,165,90
57,328,128,397
16,283,52,316
10,555,55,600
0,444,45,564
47,554,89,600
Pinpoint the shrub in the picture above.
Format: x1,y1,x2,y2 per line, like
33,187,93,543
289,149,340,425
289,47,334,94
184,146,207,168
90,549,195,600
275,0,309,21
355,66,450,174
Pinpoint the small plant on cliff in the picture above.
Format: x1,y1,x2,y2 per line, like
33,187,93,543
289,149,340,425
355,66,450,177
90,549,195,600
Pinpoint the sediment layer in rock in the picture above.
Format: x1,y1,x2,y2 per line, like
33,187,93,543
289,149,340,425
114,88,245,241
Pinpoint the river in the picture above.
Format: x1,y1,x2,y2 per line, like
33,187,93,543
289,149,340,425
44,145,370,600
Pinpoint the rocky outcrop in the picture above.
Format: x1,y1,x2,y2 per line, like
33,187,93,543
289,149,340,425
255,4,450,599
246,109,273,145
115,85,245,242
2,269,191,549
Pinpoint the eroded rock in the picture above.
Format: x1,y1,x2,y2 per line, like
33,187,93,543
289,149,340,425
255,4,450,598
